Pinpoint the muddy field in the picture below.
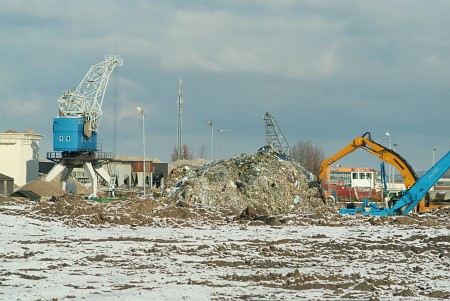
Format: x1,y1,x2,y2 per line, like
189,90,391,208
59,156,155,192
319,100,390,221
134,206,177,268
1,195,450,300
2,149,449,300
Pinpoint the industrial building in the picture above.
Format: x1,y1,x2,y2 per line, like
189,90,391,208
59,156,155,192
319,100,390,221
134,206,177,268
0,173,14,195
0,130,43,188
323,165,382,201
40,157,169,196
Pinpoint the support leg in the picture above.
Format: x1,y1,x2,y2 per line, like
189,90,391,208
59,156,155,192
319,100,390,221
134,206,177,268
84,163,98,197
95,166,111,185
60,167,73,192
45,163,66,182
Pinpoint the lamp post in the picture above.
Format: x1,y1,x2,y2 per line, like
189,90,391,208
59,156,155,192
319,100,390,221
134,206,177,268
385,131,392,189
216,129,231,159
206,120,213,160
393,143,398,186
433,147,437,166
136,106,146,196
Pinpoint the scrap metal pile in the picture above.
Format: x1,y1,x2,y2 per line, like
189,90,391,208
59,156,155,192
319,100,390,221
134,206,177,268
165,146,327,215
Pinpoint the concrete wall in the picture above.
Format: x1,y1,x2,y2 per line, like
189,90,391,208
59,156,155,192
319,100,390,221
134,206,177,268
0,131,43,187
107,161,132,188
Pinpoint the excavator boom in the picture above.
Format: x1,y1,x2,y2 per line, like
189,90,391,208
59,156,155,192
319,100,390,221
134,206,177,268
320,132,450,213
318,132,417,189
340,150,450,216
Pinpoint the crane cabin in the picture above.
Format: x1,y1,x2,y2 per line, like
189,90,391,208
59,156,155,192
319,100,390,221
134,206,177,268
53,116,97,153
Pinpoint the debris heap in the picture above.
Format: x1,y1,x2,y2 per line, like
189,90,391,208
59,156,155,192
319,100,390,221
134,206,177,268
165,146,324,215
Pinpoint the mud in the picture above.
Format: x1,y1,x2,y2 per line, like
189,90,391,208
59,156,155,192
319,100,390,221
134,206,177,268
1,147,450,299
1,195,450,300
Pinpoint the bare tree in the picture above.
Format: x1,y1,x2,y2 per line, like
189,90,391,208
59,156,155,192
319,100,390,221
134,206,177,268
197,143,206,159
182,144,194,160
170,145,179,162
290,140,325,175
171,144,194,162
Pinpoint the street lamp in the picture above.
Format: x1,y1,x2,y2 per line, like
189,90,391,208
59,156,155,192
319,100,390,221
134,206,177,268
216,129,231,159
136,106,146,196
392,143,398,186
433,146,437,166
206,120,213,160
385,131,392,189
384,131,392,148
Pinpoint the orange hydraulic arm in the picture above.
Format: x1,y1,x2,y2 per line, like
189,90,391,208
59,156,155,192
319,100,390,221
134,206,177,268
318,132,418,189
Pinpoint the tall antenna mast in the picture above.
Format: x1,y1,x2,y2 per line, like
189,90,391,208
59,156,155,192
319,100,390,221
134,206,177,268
177,78,184,159
112,58,118,158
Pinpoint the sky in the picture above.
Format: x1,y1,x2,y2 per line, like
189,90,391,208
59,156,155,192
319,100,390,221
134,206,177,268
1,0,450,172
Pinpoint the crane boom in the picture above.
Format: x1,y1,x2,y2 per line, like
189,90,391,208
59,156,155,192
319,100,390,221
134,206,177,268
53,55,123,153
57,55,123,132
264,112,290,156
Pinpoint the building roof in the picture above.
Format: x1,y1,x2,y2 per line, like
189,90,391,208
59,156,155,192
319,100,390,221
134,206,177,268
11,190,41,201
0,130,43,139
114,155,162,163
0,173,14,180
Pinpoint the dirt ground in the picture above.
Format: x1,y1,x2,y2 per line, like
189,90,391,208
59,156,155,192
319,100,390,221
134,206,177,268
1,195,450,300
2,194,450,229
2,149,449,299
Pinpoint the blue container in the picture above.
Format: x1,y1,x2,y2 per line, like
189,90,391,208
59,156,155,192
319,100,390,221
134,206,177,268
53,117,97,152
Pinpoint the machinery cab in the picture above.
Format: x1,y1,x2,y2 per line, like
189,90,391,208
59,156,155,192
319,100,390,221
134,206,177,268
53,116,97,153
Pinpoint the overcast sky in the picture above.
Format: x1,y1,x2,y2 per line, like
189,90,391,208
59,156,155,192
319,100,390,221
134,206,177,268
1,0,450,172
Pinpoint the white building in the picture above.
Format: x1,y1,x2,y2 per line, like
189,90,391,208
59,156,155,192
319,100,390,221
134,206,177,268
0,130,43,187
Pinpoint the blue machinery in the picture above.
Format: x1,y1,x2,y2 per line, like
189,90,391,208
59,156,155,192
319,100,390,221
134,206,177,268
45,56,123,196
380,162,387,190
340,150,450,216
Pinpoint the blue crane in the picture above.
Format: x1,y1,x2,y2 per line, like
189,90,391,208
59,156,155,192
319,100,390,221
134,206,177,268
45,55,123,197
340,150,450,216
53,55,123,154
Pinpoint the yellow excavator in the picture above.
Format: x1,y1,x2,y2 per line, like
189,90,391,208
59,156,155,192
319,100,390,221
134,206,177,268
318,132,447,213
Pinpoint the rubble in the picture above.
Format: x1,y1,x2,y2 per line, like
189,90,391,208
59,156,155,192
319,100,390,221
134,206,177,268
164,146,327,215
3,146,450,229
1,149,450,301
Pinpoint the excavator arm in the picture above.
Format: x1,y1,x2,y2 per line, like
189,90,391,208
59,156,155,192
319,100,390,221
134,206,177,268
340,150,450,216
318,132,418,190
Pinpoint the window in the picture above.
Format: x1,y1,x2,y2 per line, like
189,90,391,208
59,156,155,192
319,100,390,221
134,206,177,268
66,136,71,141
436,180,450,187
59,136,63,142
352,173,358,179
330,172,351,186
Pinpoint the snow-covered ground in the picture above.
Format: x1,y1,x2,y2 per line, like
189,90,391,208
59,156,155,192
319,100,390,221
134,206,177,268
1,206,450,301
